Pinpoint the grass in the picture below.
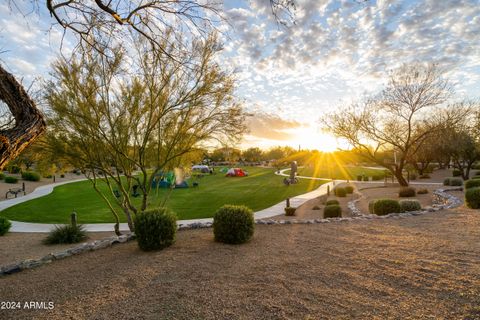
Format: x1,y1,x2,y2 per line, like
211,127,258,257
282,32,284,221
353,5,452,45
286,165,385,180
0,167,325,224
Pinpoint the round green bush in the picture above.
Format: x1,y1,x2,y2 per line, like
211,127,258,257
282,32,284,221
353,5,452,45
398,187,416,197
0,172,5,180
372,175,383,181
363,176,369,181
465,179,480,189
373,199,401,216
0,216,12,236
368,200,376,214
284,207,296,216
323,205,342,218
213,205,254,244
356,175,363,181
417,188,429,194
452,169,462,177
134,208,177,251
449,178,463,186
43,224,87,244
399,199,421,212
344,185,354,194
334,187,347,197
465,187,480,209
443,178,450,186
21,171,41,181
326,199,340,206
4,176,18,184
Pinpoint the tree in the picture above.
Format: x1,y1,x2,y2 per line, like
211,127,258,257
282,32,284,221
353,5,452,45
324,64,452,186
44,33,246,234
242,147,264,162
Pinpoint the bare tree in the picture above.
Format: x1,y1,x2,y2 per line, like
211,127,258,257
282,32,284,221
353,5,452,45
323,64,452,186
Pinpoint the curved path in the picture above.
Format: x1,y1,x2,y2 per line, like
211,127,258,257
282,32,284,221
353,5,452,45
3,173,336,233
3,168,443,233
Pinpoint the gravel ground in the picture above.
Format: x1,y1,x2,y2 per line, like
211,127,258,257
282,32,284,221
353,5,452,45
1,205,480,319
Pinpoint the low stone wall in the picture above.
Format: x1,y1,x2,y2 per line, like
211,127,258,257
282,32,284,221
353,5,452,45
0,233,136,276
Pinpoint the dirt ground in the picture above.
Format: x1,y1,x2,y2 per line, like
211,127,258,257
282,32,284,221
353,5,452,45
0,172,83,202
0,205,479,319
0,232,116,266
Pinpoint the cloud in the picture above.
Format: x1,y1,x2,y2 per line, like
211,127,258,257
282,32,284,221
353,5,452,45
246,112,305,141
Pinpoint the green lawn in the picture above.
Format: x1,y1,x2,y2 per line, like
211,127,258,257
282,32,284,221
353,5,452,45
0,167,325,224
286,166,385,180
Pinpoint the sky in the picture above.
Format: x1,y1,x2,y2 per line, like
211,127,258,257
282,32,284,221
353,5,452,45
1,0,479,151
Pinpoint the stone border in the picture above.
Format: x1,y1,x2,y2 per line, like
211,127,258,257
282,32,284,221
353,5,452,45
1,188,463,277
0,233,136,276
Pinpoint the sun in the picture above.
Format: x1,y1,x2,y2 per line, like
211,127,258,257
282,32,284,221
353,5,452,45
292,128,339,152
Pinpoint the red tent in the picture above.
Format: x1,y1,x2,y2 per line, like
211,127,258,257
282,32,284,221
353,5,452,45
225,168,247,177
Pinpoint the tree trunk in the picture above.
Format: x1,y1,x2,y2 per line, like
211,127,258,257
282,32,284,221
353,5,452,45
394,167,409,186
0,65,46,169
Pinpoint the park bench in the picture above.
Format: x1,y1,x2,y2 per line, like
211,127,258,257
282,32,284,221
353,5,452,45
6,188,25,199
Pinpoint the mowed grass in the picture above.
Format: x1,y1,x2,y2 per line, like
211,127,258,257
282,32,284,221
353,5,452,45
286,166,385,180
0,167,325,224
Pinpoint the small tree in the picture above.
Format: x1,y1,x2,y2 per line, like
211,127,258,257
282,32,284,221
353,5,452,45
324,64,452,186
45,33,246,234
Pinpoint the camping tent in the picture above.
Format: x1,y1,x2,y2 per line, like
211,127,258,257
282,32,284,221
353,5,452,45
225,168,247,177
192,165,211,173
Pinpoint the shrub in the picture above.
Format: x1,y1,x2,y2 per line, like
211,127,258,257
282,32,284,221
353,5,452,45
373,199,401,216
398,187,416,197
472,176,480,180
452,169,462,177
7,165,21,174
334,187,347,197
21,171,41,181
399,199,421,212
372,175,383,181
326,199,340,206
323,205,342,218
312,205,320,210
344,185,354,194
60,174,65,178
465,179,480,189
419,174,430,179
4,176,18,184
284,207,296,216
134,208,177,251
409,173,417,180
465,187,480,209
0,173,4,180
368,200,376,214
0,216,12,236
450,178,463,186
357,175,363,181
417,188,429,194
363,176,369,181
213,205,254,244
43,224,87,244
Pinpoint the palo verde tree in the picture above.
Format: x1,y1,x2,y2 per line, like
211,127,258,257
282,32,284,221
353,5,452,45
323,63,453,186
44,32,246,234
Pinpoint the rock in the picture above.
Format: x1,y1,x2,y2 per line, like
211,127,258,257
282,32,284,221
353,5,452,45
52,251,72,260
19,259,42,269
40,254,55,263
92,240,111,250
1,264,21,275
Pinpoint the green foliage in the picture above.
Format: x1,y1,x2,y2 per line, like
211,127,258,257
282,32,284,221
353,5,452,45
363,176,369,181
326,199,340,206
0,216,12,236
371,175,383,181
7,165,21,174
284,207,296,216
4,176,18,184
465,187,480,209
399,199,421,212
373,199,401,216
323,204,342,218
357,175,363,181
0,173,4,180
344,185,354,194
417,188,429,194
444,177,463,186
213,205,254,244
43,224,87,244
368,200,376,214
472,176,480,180
465,179,480,189
22,171,41,181
134,208,177,251
452,169,462,177
398,187,416,197
334,187,347,197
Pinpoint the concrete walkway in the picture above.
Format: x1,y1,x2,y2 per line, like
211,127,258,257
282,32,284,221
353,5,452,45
5,168,443,233
5,173,336,233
